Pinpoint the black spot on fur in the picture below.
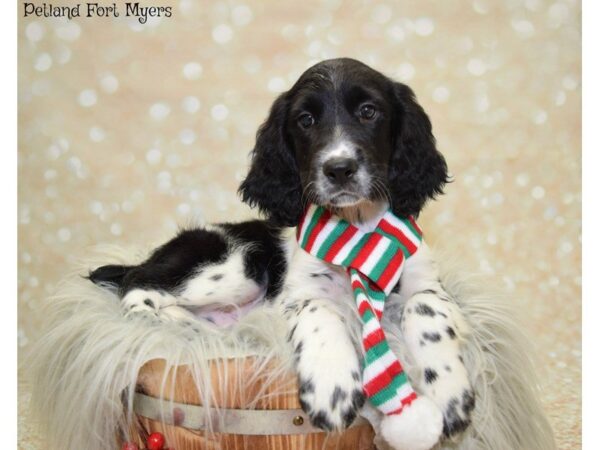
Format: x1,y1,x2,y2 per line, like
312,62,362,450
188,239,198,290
210,273,224,281
309,306,317,313
330,386,347,410
342,407,357,427
424,368,438,384
446,326,457,339
205,291,214,296
299,379,314,395
294,341,303,355
443,397,471,437
406,307,413,314
436,311,448,318
445,365,452,372
351,389,366,409
415,303,436,316
420,340,425,346
311,410,334,431
351,371,360,381
299,398,311,414
462,389,475,415
299,299,313,313
287,324,297,342
458,355,464,363
310,272,334,281
143,299,154,308
423,332,442,342
284,304,299,315
313,327,319,333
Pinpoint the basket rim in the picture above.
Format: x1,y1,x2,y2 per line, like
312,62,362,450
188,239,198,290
133,392,371,435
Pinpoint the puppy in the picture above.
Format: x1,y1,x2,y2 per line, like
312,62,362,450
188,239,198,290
89,58,474,440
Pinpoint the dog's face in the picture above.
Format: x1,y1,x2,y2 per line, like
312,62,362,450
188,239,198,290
286,62,397,209
239,58,449,226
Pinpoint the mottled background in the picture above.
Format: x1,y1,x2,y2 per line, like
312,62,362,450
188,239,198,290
18,0,581,448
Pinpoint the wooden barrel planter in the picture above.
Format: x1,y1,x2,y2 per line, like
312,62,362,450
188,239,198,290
123,358,375,450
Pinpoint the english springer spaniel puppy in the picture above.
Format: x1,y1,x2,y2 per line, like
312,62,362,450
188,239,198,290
89,58,474,446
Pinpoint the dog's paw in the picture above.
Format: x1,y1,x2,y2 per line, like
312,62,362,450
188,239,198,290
121,288,175,318
296,344,365,431
298,370,365,431
442,387,475,437
420,360,475,437
287,299,365,431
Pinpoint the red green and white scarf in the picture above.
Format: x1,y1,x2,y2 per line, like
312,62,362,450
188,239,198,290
297,204,423,416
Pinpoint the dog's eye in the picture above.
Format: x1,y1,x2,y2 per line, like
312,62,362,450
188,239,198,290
298,113,315,129
359,104,377,120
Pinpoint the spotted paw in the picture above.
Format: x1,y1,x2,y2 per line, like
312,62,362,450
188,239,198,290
297,365,365,431
442,388,475,437
121,288,175,318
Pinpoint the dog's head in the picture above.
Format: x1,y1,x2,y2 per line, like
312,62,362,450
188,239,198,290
239,58,449,226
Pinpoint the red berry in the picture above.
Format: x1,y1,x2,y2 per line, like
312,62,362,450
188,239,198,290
121,442,139,450
146,432,166,450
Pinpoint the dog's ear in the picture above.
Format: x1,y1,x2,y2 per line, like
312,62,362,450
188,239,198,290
388,82,450,218
238,92,304,227
87,264,133,294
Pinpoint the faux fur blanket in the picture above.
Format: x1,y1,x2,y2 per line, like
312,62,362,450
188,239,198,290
25,244,556,450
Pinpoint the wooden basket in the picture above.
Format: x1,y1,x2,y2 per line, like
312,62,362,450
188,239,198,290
124,358,375,450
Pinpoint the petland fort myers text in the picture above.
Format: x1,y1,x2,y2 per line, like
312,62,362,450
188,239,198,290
23,2,172,24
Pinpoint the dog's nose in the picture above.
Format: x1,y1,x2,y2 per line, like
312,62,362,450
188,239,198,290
323,157,359,184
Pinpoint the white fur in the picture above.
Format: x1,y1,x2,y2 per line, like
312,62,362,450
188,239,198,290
278,206,473,448
380,397,444,450
315,136,372,206
321,138,356,160
179,248,265,306
120,246,266,321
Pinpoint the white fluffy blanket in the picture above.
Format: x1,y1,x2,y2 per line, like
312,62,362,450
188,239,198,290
25,245,556,450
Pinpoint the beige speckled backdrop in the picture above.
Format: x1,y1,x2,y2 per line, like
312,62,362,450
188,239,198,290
18,0,581,448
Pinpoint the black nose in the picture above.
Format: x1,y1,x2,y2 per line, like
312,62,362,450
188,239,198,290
323,157,359,184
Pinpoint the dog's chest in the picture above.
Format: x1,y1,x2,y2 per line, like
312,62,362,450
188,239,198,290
281,237,354,303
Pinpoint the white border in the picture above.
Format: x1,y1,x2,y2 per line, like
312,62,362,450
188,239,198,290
2,0,17,447
582,0,596,448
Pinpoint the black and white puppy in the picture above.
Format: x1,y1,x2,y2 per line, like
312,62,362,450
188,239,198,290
89,58,474,440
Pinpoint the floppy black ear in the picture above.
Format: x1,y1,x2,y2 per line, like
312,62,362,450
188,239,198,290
388,83,450,218
87,264,133,293
238,93,304,227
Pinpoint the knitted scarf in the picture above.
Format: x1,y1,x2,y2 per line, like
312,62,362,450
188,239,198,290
297,204,423,416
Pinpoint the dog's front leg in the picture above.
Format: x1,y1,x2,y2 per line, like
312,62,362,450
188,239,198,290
279,290,365,431
399,245,475,438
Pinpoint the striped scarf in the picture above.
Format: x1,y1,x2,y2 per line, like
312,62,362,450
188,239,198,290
297,204,423,416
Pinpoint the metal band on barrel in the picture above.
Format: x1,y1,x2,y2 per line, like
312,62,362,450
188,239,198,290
133,392,369,435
